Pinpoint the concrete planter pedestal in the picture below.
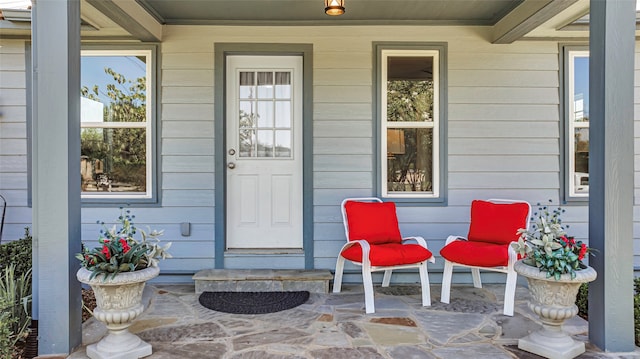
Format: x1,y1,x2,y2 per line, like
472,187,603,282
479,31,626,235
77,266,159,359
514,260,597,359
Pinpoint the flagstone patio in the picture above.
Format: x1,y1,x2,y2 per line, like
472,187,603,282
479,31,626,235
67,284,639,359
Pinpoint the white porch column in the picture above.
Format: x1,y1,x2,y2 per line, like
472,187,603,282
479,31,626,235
31,0,82,354
588,0,636,352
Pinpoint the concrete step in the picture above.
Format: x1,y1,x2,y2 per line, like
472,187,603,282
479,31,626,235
193,269,333,294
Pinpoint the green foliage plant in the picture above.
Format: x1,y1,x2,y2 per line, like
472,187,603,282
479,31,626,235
0,311,16,359
0,263,32,354
512,200,594,280
76,208,171,281
635,277,640,346
0,228,32,278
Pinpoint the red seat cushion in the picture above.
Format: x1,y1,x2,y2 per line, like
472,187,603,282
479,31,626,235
345,201,402,244
467,200,529,245
341,242,433,266
440,240,510,267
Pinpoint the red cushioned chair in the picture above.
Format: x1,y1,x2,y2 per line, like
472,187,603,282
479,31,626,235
439,199,531,316
333,197,435,314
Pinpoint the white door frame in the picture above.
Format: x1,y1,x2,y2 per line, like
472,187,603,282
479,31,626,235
213,44,314,269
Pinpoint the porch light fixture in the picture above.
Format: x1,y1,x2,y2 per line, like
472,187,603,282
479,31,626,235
325,0,345,16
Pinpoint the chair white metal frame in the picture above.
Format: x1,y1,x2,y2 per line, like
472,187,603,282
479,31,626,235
333,197,436,314
440,198,531,316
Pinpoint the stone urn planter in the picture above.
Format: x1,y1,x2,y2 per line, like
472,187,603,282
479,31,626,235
514,260,597,359
77,266,159,359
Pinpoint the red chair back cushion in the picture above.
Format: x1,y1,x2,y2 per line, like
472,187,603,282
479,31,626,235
467,200,529,245
345,201,402,244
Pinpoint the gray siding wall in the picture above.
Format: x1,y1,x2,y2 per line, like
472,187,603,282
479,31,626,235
1,29,639,282
0,39,30,241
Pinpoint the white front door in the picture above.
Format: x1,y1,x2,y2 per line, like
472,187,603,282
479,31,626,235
226,55,303,249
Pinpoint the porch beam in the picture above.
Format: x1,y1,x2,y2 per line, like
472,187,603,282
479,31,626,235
588,0,636,352
492,0,579,44
31,0,82,354
85,0,162,42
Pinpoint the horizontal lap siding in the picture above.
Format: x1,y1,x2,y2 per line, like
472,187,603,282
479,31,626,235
2,27,638,279
0,40,30,241
144,33,217,275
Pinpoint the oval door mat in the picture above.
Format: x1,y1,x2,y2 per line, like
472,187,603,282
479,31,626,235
198,291,310,314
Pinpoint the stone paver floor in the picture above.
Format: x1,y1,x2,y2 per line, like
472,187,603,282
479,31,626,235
69,284,639,359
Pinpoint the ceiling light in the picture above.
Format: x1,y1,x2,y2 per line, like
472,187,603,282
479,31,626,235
325,0,345,16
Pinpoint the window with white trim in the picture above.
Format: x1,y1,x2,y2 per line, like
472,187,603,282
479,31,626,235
565,49,589,198
80,49,154,200
379,48,442,200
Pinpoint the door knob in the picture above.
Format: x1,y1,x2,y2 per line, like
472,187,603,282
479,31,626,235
227,162,236,169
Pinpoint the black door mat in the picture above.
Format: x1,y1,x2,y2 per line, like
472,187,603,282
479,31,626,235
198,291,310,314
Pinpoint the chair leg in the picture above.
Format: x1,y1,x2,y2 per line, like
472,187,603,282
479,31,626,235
441,260,453,304
418,262,431,306
503,271,517,316
471,268,482,288
362,268,375,314
333,256,345,293
382,269,392,287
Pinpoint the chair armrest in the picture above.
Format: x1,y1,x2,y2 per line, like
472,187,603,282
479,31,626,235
444,235,467,246
402,236,436,263
339,240,371,267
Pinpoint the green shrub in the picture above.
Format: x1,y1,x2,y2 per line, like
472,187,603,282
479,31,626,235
635,278,640,346
0,311,16,359
0,263,31,350
0,228,32,279
576,283,588,319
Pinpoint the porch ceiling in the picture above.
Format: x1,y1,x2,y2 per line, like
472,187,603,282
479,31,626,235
136,0,523,26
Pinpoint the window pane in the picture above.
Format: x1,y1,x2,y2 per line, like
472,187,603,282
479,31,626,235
239,129,255,157
275,130,291,157
239,101,256,128
81,56,147,123
257,101,274,127
386,128,433,193
275,101,291,128
573,56,589,123
275,72,291,99
257,72,274,99
387,56,434,122
239,72,255,99
81,128,146,193
574,128,589,193
257,130,274,157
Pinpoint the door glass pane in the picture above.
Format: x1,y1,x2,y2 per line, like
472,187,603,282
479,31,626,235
275,101,291,128
257,101,274,127
386,128,433,193
275,130,291,157
239,72,255,99
387,56,434,122
257,72,274,99
239,101,256,128
574,128,589,193
81,127,147,193
275,72,291,99
257,130,274,157
239,129,255,157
